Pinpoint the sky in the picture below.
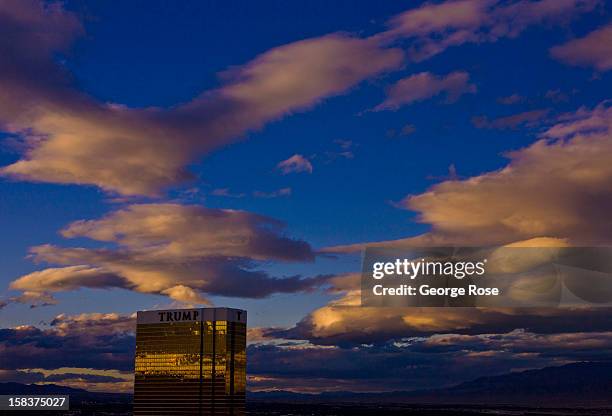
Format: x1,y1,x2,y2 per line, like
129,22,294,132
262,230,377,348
1,0,612,393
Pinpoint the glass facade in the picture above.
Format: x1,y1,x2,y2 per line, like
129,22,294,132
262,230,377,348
134,308,247,416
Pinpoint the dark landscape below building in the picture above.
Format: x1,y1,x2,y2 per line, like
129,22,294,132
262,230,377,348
1,362,611,415
248,362,612,407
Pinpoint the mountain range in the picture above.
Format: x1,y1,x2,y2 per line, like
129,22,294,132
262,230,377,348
248,362,612,407
2,362,610,407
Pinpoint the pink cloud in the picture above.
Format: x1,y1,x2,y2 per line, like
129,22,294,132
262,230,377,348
253,187,292,198
377,0,599,61
375,71,476,110
277,154,313,174
327,101,612,252
0,1,402,195
1,0,598,195
551,24,612,71
9,203,327,305
472,109,550,129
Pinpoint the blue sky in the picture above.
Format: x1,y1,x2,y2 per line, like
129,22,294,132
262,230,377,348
1,0,611,393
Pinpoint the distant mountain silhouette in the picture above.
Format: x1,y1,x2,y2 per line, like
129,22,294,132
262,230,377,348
3,362,610,407
0,382,131,405
249,362,612,407
0,382,88,395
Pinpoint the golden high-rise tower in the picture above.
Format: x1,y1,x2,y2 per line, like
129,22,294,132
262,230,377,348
134,308,247,415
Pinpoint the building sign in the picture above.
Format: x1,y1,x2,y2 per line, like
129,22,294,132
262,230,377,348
136,307,247,324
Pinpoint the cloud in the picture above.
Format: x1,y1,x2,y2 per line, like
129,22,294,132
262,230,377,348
414,329,612,357
1,310,610,395
212,187,292,198
277,154,313,174
0,368,130,391
472,109,550,129
497,94,525,105
253,187,292,198
211,188,246,198
60,203,314,261
9,290,58,308
0,313,135,373
377,0,599,61
387,124,417,138
9,203,328,305
10,266,128,293
277,298,612,347
247,327,612,393
1,1,596,195
329,101,612,252
2,311,611,394
374,71,477,110
10,368,133,394
401,102,612,246
551,24,612,71
159,285,211,305
49,312,136,336
544,89,570,103
0,0,402,195
265,270,612,349
0,313,135,392
401,124,417,136
311,102,612,349
318,139,357,162
334,139,353,151
328,139,356,160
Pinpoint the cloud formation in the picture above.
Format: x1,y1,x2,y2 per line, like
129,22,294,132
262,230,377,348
277,154,313,174
253,187,292,198
248,325,612,392
377,0,599,61
0,313,135,372
375,71,477,110
329,101,612,251
264,271,612,350
402,102,612,246
551,24,612,71
0,0,598,195
9,204,327,305
472,109,550,129
4,311,610,394
1,0,609,394
312,102,612,350
0,313,135,392
497,94,525,105
0,0,402,195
